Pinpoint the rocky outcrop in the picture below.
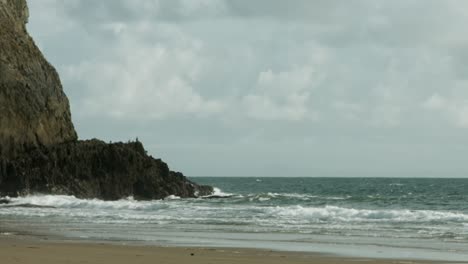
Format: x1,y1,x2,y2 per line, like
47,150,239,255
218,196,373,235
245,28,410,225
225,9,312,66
0,0,77,158
0,139,213,200
0,0,213,200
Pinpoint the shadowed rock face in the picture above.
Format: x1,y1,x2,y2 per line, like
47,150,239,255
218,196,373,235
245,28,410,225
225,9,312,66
0,140,213,200
0,0,77,158
0,1,213,200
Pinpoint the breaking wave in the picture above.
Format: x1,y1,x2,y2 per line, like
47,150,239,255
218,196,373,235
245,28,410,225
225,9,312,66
2,194,467,225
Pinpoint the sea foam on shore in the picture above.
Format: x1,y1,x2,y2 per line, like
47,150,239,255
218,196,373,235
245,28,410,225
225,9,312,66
1,177,468,261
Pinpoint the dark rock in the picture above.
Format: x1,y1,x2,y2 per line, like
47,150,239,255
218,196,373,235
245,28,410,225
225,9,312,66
0,139,213,200
0,198,9,204
0,1,213,200
203,195,234,199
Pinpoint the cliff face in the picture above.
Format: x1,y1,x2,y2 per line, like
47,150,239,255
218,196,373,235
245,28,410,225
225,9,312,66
0,0,77,158
0,0,213,200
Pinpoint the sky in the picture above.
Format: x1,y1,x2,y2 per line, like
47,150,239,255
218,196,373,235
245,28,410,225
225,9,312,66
26,0,468,177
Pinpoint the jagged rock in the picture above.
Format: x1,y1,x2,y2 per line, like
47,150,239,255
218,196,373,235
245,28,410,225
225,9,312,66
0,139,213,200
0,0,213,200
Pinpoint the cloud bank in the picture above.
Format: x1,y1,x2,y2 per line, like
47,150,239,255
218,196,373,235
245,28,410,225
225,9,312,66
27,0,468,177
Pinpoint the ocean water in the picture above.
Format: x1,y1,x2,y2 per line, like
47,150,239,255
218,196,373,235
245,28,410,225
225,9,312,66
1,177,468,261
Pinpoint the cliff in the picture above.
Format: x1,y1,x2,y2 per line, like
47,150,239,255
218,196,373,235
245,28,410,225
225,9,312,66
0,0,212,199
0,0,77,157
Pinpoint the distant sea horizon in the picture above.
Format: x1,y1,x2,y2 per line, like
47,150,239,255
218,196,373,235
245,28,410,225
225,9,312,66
189,175,468,178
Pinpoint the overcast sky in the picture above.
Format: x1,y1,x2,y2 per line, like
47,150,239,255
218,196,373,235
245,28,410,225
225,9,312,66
27,0,468,177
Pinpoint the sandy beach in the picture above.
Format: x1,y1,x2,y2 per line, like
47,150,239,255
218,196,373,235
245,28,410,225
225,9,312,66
0,235,460,264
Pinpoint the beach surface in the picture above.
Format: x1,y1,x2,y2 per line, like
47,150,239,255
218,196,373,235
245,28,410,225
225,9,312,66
0,235,461,264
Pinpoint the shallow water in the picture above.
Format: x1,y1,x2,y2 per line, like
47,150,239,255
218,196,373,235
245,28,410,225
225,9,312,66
1,177,468,261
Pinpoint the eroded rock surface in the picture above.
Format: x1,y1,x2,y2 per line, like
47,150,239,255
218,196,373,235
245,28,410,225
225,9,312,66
0,0,77,158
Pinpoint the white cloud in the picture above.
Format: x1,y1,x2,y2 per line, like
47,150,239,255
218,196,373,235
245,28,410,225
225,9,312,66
242,94,317,122
100,22,127,35
367,85,403,127
30,0,468,128
455,105,468,128
421,92,468,128
64,22,225,120
422,94,447,110
371,105,401,127
242,67,319,121
179,0,227,17
332,101,364,121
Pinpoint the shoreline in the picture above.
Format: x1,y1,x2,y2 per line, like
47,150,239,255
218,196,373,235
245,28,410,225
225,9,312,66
0,229,460,264
2,192,468,263
3,220,468,262
0,232,465,264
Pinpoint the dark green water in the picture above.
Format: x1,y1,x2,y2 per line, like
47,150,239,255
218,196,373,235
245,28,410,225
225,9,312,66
195,177,468,211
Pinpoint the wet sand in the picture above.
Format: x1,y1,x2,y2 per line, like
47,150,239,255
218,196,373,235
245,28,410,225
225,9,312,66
0,235,459,264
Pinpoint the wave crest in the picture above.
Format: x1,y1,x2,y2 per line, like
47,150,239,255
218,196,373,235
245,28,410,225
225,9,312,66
268,205,468,223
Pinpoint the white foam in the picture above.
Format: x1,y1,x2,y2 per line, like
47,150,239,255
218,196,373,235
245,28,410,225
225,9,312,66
204,187,233,197
242,192,314,200
6,195,164,210
3,194,468,241
242,193,348,202
165,195,181,200
267,205,468,223
5,195,468,224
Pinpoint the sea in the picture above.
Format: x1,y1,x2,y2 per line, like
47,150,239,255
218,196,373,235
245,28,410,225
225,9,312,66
1,177,468,261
